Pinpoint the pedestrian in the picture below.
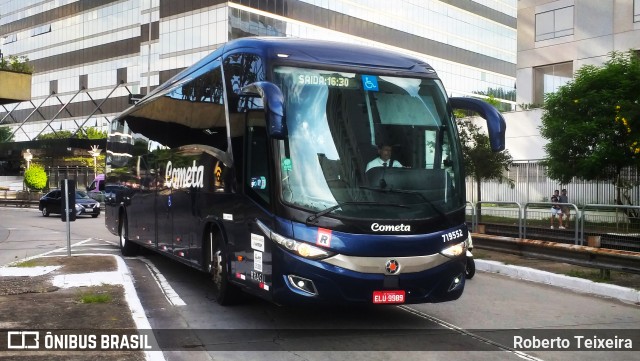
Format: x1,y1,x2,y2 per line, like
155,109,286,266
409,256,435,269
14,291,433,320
550,190,561,229
559,189,569,228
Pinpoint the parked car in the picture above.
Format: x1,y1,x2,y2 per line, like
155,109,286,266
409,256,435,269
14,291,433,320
39,189,101,218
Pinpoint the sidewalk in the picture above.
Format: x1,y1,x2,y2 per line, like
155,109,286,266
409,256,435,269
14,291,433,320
473,249,640,304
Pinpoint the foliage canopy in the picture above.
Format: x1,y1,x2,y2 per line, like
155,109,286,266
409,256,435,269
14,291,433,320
458,118,514,187
35,127,107,140
0,55,34,74
0,126,14,143
457,116,513,219
24,164,48,191
540,51,640,192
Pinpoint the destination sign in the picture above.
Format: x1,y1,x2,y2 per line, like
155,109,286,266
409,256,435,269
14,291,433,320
296,73,358,89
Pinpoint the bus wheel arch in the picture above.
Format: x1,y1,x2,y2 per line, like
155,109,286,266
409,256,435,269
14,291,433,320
205,224,240,305
119,208,138,256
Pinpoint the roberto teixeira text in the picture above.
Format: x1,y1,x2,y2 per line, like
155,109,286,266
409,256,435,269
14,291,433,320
513,334,634,350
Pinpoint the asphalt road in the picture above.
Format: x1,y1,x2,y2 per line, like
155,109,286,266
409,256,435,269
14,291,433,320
1,207,638,361
0,206,116,265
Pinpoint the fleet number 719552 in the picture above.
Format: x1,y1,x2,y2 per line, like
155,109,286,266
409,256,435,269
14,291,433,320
441,229,464,242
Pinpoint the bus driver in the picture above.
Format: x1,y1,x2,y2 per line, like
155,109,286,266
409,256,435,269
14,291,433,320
366,142,403,172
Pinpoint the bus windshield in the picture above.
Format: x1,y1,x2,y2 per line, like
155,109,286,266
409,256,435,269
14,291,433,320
273,66,464,220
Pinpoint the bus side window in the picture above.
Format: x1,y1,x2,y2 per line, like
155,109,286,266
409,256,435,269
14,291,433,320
246,123,270,205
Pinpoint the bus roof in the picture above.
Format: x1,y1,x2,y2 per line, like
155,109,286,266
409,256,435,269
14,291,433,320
139,36,436,102
217,37,435,74
115,37,438,129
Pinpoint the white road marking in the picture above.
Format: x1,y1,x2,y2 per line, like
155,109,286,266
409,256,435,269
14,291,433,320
397,305,545,361
5,238,94,266
0,266,61,276
138,257,187,307
48,247,119,253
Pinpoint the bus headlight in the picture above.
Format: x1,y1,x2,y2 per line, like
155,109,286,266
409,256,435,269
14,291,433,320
271,231,334,259
256,219,335,260
440,241,466,258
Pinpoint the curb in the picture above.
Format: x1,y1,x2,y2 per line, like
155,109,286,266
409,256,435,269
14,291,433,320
476,259,640,304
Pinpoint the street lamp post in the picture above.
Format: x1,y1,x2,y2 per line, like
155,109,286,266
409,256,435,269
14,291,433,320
88,145,102,178
22,149,33,192
22,149,33,169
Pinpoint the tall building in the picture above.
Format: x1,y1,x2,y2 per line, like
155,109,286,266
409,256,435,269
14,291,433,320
517,0,640,105
1,0,516,144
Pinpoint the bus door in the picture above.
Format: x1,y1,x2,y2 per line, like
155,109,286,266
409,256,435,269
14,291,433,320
237,114,274,296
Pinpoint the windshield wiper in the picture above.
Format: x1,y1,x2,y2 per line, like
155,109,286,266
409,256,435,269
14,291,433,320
306,201,409,224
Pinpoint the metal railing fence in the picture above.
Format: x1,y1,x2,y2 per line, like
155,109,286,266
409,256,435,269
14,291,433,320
465,201,476,232
580,204,640,252
523,202,580,244
472,201,522,238
466,201,640,252
45,166,94,190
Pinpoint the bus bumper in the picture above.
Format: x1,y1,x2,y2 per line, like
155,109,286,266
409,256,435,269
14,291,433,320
271,249,466,305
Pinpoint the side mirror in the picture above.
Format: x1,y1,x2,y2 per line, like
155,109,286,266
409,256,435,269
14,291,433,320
449,97,506,152
240,81,287,139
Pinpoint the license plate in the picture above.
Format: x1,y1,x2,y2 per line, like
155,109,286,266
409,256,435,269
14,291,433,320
372,290,405,304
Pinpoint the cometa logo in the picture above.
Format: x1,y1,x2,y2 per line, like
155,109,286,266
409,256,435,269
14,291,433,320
371,223,411,232
385,259,400,274
165,160,205,189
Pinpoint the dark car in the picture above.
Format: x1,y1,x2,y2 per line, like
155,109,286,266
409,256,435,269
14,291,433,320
39,189,101,218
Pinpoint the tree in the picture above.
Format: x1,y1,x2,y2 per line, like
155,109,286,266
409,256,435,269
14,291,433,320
24,164,48,191
457,118,514,220
35,127,107,140
0,126,14,143
35,130,74,140
0,55,34,74
540,50,640,207
472,87,516,112
85,127,107,139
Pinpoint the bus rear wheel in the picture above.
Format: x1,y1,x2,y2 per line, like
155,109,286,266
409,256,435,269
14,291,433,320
208,231,239,305
119,213,138,257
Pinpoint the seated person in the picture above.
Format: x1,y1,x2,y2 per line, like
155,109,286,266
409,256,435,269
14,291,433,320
366,143,403,172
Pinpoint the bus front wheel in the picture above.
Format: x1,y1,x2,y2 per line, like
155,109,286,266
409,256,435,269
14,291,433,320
208,231,239,305
465,256,475,279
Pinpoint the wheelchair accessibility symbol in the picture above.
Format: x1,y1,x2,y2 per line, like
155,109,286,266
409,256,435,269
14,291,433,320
361,75,379,91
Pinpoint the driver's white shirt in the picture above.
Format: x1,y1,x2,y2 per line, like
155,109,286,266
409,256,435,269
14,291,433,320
365,158,402,172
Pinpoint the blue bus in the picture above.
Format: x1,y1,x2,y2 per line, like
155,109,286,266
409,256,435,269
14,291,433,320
105,37,505,306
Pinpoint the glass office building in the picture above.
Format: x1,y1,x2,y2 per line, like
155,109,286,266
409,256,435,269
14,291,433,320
1,0,516,142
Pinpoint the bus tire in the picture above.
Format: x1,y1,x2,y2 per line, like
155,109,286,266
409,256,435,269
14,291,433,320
207,230,240,305
465,257,475,279
119,212,138,257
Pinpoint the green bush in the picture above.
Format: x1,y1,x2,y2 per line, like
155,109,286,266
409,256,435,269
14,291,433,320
0,55,34,74
24,164,48,191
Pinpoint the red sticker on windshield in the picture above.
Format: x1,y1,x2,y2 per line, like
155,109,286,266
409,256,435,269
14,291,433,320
316,228,332,248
